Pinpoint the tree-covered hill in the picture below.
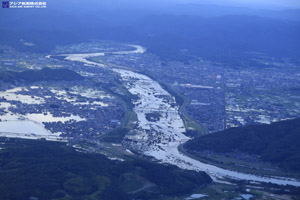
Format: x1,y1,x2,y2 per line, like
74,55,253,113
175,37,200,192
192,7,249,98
0,138,211,200
0,68,84,83
184,119,300,172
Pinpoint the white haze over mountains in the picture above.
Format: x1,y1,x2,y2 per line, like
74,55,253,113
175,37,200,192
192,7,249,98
178,0,300,9
44,0,300,10
90,0,300,9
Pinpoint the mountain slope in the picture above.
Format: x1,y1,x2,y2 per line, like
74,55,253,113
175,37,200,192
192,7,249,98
184,119,300,172
0,138,212,200
1,10,299,64
0,68,84,83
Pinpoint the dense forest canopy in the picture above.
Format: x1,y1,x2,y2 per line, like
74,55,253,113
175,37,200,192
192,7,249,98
185,119,300,172
0,68,83,83
0,138,211,200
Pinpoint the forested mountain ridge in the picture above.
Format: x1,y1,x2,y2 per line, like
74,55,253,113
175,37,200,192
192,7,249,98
0,138,212,200
0,68,83,83
184,119,300,172
1,9,299,64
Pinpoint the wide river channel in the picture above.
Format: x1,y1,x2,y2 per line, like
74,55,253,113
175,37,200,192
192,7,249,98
55,44,300,187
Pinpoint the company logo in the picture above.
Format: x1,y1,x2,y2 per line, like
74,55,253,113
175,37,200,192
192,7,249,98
2,1,9,8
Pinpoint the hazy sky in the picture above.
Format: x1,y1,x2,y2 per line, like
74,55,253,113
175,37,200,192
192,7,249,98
51,0,300,10
179,0,300,9
103,0,300,10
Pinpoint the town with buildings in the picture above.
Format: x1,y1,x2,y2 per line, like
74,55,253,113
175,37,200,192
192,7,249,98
97,47,300,133
0,41,300,191
1,41,300,141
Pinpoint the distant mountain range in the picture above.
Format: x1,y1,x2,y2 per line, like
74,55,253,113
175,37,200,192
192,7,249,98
1,7,299,65
184,118,300,172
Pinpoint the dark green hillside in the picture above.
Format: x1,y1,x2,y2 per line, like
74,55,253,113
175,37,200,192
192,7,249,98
0,68,83,83
0,138,211,200
184,119,300,172
0,71,18,83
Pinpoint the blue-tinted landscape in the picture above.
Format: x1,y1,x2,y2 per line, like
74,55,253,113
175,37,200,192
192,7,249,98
0,0,300,199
